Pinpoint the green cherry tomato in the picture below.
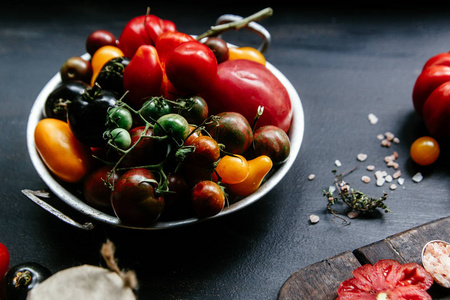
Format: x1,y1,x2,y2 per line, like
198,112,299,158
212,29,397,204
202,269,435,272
107,106,133,130
107,128,132,150
140,97,172,123
153,113,190,145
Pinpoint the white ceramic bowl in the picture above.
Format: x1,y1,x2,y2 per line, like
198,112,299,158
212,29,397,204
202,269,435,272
26,57,304,230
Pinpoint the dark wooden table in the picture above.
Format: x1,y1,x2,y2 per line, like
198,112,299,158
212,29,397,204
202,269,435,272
1,2,449,299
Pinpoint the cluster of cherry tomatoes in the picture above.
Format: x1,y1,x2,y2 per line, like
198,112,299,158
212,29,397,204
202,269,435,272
34,10,292,226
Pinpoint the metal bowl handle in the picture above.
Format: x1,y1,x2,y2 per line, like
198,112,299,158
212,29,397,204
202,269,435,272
215,14,271,54
22,189,95,230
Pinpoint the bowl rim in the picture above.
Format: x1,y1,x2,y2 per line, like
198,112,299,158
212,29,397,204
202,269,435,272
26,58,305,230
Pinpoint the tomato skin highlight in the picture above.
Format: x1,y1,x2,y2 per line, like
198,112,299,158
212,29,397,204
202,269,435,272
202,59,292,133
34,118,93,183
228,47,266,65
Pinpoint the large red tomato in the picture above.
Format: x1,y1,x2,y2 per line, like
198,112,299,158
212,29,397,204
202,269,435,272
202,59,292,133
422,81,450,138
122,45,163,108
337,259,433,300
117,14,176,58
412,65,450,117
165,41,218,95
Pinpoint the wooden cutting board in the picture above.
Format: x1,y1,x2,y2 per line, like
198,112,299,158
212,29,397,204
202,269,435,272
278,216,450,299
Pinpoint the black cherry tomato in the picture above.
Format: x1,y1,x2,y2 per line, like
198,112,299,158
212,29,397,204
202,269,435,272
4,262,52,300
85,29,117,57
60,56,92,84
191,180,225,218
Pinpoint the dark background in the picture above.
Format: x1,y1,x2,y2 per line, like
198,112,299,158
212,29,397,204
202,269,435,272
1,2,450,299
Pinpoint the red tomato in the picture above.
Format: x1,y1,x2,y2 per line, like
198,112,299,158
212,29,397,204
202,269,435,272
85,29,117,57
412,65,450,117
337,259,433,300
202,59,292,133
117,14,176,58
422,51,450,70
191,180,225,218
422,81,450,138
155,31,195,68
122,45,163,108
0,242,9,279
165,41,218,95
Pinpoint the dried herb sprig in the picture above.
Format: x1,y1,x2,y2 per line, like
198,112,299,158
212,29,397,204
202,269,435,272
323,168,390,225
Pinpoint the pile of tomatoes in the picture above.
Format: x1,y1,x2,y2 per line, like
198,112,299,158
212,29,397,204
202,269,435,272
34,10,293,226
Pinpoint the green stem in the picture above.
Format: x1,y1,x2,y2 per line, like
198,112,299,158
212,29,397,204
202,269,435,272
196,7,273,41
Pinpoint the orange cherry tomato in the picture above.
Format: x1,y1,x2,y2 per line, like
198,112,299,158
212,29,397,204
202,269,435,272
90,45,124,86
410,136,440,166
228,46,266,65
227,155,273,197
34,118,94,183
216,154,249,184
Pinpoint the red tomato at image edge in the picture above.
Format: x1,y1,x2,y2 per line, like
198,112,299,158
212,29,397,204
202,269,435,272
412,65,450,117
422,80,450,138
337,259,433,300
422,51,450,70
0,242,9,278
201,59,292,133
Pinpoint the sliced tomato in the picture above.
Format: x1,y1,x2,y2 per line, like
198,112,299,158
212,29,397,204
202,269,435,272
337,259,433,300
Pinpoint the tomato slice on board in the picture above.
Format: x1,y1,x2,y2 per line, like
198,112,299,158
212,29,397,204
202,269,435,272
337,259,433,300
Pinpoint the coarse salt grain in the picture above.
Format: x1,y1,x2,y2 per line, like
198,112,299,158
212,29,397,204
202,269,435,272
366,165,375,171
335,160,342,167
390,184,397,190
361,176,371,183
385,175,393,183
398,178,405,185
368,113,379,125
412,172,423,183
381,139,391,147
393,170,402,179
309,215,320,224
393,137,400,144
377,134,384,140
357,153,368,161
385,132,395,141
376,177,385,187
308,174,315,181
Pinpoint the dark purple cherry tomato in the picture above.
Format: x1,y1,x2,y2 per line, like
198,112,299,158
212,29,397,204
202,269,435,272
252,125,291,164
161,173,190,220
111,168,165,226
67,84,119,147
203,37,229,63
45,81,89,121
94,56,129,96
4,262,52,300
60,56,92,84
86,29,117,57
207,112,253,154
191,180,225,218
83,165,119,209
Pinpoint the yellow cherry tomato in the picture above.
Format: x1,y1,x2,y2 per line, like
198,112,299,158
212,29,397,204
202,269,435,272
90,45,124,86
216,154,249,184
227,155,273,197
34,118,94,183
410,136,440,166
228,47,266,65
